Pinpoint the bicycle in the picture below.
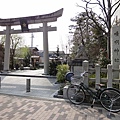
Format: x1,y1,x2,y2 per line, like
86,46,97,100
66,71,120,113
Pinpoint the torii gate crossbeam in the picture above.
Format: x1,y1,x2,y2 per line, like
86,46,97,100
0,8,63,74
0,26,56,35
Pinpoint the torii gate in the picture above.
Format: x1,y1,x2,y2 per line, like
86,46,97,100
0,8,63,74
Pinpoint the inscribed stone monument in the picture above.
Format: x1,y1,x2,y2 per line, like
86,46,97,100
111,25,120,78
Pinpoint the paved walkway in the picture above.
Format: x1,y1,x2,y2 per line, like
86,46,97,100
0,69,120,120
0,94,120,120
0,69,59,99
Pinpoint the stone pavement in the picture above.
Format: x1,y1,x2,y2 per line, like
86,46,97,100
0,69,120,120
0,69,59,99
0,94,120,120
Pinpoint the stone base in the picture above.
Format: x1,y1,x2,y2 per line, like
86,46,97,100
63,85,76,99
63,85,69,99
73,66,83,76
54,85,70,99
69,59,88,76
24,67,30,70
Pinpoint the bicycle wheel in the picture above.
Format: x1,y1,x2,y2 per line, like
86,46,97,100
100,88,120,113
67,84,85,105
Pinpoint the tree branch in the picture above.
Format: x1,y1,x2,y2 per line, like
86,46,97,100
111,2,120,17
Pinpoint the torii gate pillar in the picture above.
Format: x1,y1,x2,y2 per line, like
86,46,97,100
43,22,49,74
4,26,11,71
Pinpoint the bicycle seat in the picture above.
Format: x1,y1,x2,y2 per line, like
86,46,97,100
65,72,74,82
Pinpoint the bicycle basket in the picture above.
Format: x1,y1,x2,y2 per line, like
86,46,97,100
65,72,74,82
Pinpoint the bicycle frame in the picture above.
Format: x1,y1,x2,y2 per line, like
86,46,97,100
67,71,120,113
79,82,101,100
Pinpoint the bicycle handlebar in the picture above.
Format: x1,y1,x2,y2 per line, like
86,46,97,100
69,71,89,82
80,71,89,77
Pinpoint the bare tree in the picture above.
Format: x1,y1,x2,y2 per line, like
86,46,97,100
77,0,120,60
0,34,24,69
10,35,23,69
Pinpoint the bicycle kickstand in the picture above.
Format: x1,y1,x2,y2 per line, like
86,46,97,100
91,99,95,108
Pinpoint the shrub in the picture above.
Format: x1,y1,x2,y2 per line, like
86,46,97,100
56,64,69,83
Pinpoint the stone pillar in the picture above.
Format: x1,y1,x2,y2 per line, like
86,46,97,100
43,22,49,74
95,64,100,89
4,25,11,71
107,64,113,88
111,25,120,79
82,60,89,86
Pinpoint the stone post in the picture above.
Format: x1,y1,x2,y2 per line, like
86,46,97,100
95,64,100,89
26,79,31,92
4,25,11,71
82,60,89,86
107,64,113,88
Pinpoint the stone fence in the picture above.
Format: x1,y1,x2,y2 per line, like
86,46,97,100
71,60,120,89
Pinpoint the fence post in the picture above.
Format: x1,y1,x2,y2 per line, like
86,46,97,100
82,60,89,86
95,64,100,89
26,79,31,92
107,64,113,88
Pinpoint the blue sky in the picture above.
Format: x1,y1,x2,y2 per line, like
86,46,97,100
0,0,82,52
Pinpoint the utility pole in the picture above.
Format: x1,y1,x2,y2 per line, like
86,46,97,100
30,33,34,66
31,33,34,47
